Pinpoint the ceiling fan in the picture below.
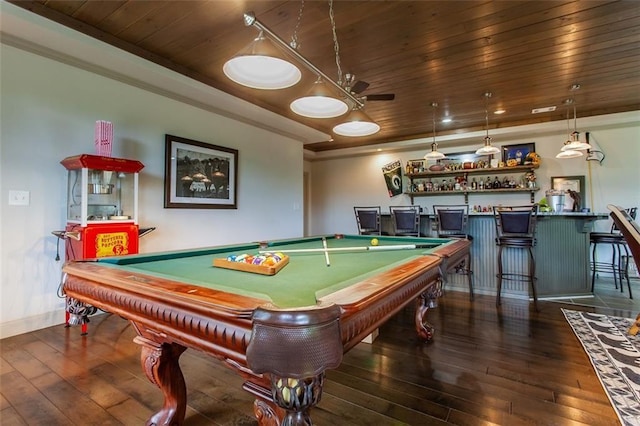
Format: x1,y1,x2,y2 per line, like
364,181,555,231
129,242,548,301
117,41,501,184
343,73,395,102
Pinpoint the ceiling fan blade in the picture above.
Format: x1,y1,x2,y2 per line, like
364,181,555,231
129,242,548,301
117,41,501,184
351,80,370,94
365,94,395,101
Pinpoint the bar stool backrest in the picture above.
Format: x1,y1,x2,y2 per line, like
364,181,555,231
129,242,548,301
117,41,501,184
433,205,469,238
389,206,421,236
354,206,382,235
608,204,640,273
494,205,539,239
612,207,637,233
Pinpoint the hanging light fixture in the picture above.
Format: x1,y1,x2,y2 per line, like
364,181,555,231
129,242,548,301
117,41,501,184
332,107,380,137
560,102,592,152
476,92,501,155
290,77,349,118
223,29,302,90
556,99,583,159
424,102,445,160
224,4,380,133
290,0,349,118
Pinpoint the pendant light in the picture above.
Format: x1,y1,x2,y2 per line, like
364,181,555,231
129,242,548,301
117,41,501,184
424,102,445,160
223,30,302,90
556,99,583,159
475,92,501,155
290,0,349,118
560,102,592,151
332,107,380,137
290,78,349,118
225,5,382,132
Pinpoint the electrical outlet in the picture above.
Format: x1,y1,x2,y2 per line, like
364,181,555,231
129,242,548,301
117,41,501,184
8,190,30,206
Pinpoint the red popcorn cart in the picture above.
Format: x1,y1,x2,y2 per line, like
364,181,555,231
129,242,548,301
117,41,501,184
57,154,145,333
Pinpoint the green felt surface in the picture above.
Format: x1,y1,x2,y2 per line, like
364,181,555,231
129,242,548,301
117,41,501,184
97,235,453,308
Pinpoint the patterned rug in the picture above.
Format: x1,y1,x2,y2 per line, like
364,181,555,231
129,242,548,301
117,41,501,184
563,309,640,426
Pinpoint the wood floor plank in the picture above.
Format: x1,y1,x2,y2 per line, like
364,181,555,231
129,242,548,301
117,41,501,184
322,377,452,424
1,289,631,425
1,370,71,425
20,338,133,413
29,370,123,425
0,406,28,426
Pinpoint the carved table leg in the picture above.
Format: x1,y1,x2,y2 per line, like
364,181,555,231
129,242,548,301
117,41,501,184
270,374,324,426
133,336,187,426
415,281,442,341
253,398,281,426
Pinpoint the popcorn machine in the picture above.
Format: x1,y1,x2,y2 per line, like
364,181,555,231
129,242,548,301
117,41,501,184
56,154,145,333
60,154,144,260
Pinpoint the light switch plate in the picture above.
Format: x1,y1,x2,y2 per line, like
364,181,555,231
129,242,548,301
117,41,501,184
9,190,30,206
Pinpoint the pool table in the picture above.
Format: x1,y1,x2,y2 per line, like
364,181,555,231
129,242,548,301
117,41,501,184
62,234,470,425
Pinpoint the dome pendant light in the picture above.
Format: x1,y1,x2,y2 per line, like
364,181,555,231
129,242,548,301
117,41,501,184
223,30,302,90
290,78,349,118
556,99,583,159
332,107,380,137
475,92,501,155
224,7,383,132
424,102,445,160
561,102,592,151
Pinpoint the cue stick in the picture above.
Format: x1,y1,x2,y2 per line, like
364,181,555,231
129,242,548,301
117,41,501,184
322,237,331,267
259,244,437,254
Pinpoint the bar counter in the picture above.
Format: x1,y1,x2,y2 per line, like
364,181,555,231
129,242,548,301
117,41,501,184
382,212,608,300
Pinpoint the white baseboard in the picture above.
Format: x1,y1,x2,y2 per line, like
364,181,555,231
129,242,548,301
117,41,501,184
0,310,65,339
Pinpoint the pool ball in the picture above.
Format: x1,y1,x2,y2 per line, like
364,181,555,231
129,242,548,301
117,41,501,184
371,238,379,246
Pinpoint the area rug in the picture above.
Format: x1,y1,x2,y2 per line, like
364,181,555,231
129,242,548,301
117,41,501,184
563,309,640,426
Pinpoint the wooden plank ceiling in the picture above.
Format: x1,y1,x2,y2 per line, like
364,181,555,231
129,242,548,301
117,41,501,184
10,0,640,152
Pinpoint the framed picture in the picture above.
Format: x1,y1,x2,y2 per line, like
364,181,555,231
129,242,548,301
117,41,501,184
440,151,492,170
407,159,425,173
382,160,403,197
551,175,585,211
502,143,535,165
164,134,238,209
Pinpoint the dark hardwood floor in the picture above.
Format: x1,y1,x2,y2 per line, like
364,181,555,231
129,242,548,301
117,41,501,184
2,288,634,426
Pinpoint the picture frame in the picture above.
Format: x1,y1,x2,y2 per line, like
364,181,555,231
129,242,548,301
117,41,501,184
407,159,425,173
439,151,492,170
164,134,238,209
551,175,585,211
502,143,536,165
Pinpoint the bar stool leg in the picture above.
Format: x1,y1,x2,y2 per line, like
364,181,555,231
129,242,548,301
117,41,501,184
496,246,504,307
612,244,620,290
621,244,633,299
467,257,474,301
528,246,538,312
591,242,597,293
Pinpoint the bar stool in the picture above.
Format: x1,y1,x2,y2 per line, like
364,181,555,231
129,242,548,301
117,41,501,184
389,205,421,236
354,206,382,235
433,204,473,299
493,205,539,311
590,207,637,298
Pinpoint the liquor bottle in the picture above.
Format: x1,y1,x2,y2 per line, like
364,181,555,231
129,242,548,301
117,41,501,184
486,176,492,189
478,178,484,190
493,176,501,189
471,177,477,190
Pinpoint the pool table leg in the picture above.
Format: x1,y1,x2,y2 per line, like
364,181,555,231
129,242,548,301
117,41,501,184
269,373,324,426
415,281,442,341
133,335,187,426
